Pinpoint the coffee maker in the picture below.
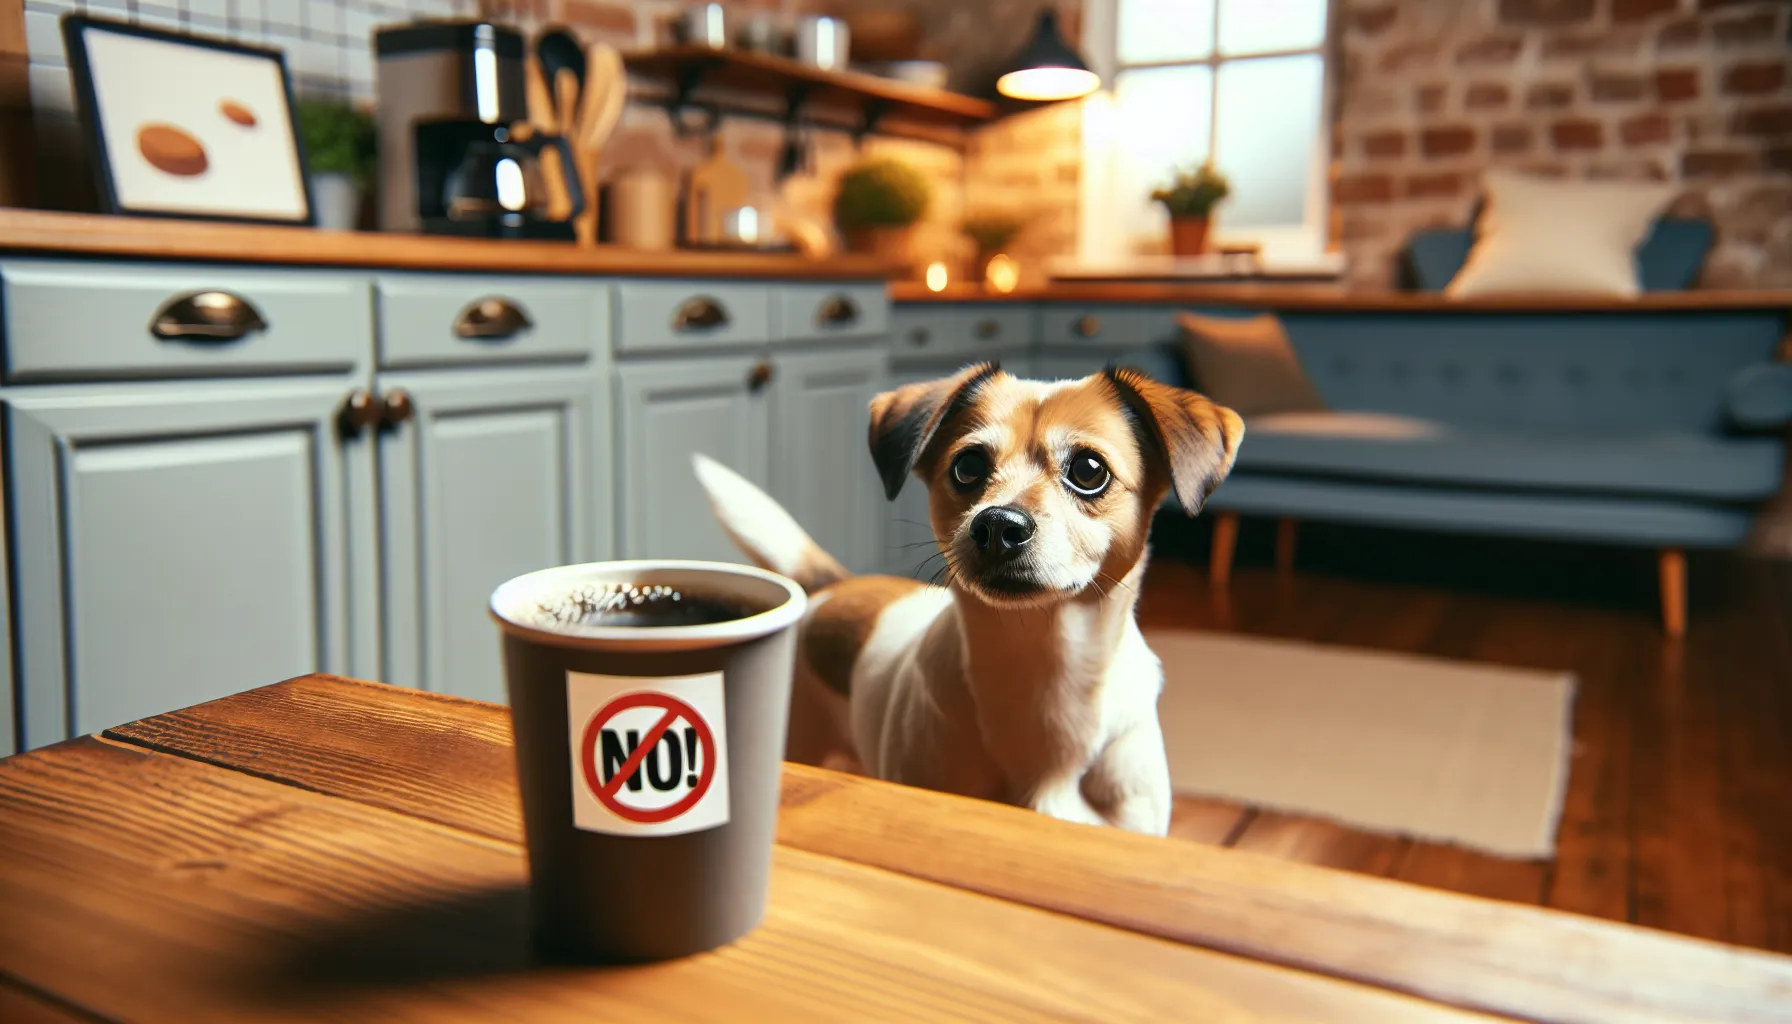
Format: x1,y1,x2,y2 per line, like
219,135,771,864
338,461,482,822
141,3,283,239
414,119,584,240
374,20,527,233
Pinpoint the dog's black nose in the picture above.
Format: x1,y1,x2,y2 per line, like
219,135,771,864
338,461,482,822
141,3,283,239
969,506,1036,559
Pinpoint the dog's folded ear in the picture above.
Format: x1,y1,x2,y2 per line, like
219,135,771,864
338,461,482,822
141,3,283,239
1104,366,1245,516
868,362,1001,501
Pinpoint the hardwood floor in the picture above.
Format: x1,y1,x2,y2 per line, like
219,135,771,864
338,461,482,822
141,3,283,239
1139,515,1792,955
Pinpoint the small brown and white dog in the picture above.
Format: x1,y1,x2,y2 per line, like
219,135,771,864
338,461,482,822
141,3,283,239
692,362,1243,835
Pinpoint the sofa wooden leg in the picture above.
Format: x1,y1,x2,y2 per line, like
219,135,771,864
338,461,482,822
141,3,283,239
1275,518,1298,575
1210,513,1239,588
1658,548,1686,639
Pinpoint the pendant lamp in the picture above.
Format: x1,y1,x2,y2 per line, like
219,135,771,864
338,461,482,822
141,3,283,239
996,8,1101,102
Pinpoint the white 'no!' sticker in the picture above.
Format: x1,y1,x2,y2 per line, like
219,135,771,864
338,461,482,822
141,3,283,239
566,671,731,837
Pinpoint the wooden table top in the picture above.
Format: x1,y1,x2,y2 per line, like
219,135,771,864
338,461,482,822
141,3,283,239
2,674,1787,1023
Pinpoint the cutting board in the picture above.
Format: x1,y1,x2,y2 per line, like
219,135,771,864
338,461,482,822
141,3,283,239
682,138,748,246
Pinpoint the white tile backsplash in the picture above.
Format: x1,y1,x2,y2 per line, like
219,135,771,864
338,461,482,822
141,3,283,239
231,0,265,28
133,4,185,30
24,9,67,65
263,0,303,29
27,61,75,114
303,0,342,37
186,0,231,26
23,0,487,142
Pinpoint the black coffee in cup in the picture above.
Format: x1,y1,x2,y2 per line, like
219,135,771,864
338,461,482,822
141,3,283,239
490,560,806,964
530,582,754,629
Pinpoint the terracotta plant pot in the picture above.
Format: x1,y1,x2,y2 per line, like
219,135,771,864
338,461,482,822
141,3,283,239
1169,216,1211,257
844,225,915,268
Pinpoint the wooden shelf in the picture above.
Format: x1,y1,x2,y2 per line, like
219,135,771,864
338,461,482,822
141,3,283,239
623,46,997,144
0,208,897,280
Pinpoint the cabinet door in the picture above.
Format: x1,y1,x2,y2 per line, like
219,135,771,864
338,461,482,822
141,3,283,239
770,347,888,576
616,356,771,563
377,367,607,704
5,380,373,750
880,368,950,579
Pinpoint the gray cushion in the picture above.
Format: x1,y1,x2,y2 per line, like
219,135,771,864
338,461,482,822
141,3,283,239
1233,411,1785,502
1727,362,1792,430
1178,312,1327,417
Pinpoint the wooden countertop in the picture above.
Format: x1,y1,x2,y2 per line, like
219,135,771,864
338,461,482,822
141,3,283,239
891,281,1792,312
0,209,896,280
3,673,1787,1023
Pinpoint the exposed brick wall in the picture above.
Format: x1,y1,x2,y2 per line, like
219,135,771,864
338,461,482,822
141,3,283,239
1334,0,1792,289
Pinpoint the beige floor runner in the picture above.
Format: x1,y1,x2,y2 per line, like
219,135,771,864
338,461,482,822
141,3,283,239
1148,630,1577,860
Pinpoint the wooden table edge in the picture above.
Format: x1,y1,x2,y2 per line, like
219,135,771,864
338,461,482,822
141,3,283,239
74,676,1792,1024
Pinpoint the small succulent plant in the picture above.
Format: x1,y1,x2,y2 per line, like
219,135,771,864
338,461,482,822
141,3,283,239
1151,162,1231,219
297,99,376,184
961,213,1026,255
833,157,933,231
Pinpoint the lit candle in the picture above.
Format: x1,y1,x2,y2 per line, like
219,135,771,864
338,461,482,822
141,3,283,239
985,254,1018,294
925,262,949,292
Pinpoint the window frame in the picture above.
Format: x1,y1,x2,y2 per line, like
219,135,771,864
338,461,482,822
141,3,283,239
1075,0,1338,268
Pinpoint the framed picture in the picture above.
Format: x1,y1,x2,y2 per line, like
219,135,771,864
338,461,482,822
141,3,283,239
61,15,316,226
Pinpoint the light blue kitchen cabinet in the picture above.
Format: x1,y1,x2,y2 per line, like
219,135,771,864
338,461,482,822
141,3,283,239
376,366,609,704
0,445,11,757
616,354,774,564
770,346,890,576
3,378,380,751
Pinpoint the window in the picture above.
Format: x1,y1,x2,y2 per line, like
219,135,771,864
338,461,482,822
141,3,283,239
1077,0,1334,266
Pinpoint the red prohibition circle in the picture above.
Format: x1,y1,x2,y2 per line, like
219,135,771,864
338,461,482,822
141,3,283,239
579,691,717,824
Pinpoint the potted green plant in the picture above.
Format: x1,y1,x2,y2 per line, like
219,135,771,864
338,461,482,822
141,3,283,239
297,99,376,231
1151,162,1230,256
960,212,1026,281
833,157,932,266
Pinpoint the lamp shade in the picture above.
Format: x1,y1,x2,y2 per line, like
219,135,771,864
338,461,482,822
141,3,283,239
996,9,1100,102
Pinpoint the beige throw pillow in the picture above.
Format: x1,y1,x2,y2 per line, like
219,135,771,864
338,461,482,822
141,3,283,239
1176,312,1327,418
1445,170,1676,298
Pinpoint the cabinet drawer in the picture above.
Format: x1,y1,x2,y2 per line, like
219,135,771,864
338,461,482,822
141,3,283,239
615,280,772,355
776,283,889,343
1038,305,1152,347
891,304,1032,361
2,260,369,383
376,275,605,369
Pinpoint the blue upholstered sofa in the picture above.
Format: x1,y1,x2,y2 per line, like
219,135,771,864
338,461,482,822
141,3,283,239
1132,226,1792,636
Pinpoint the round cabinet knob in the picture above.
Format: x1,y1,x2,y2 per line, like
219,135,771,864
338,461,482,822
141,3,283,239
339,388,383,434
1074,315,1101,338
974,319,1000,340
747,360,775,393
908,327,931,347
382,388,415,427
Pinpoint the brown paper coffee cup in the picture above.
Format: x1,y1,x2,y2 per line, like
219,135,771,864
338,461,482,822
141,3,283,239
489,560,807,963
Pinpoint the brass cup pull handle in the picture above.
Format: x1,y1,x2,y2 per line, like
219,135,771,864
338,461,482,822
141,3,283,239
455,297,533,340
817,294,859,326
1074,314,1101,338
149,290,268,343
339,388,383,436
908,327,931,347
974,318,1001,340
747,360,775,393
381,388,415,427
673,295,730,332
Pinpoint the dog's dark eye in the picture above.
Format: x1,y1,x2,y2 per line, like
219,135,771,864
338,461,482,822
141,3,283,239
1065,452,1111,497
951,450,989,488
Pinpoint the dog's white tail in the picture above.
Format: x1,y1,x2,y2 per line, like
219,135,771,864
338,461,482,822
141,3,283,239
691,453,851,594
